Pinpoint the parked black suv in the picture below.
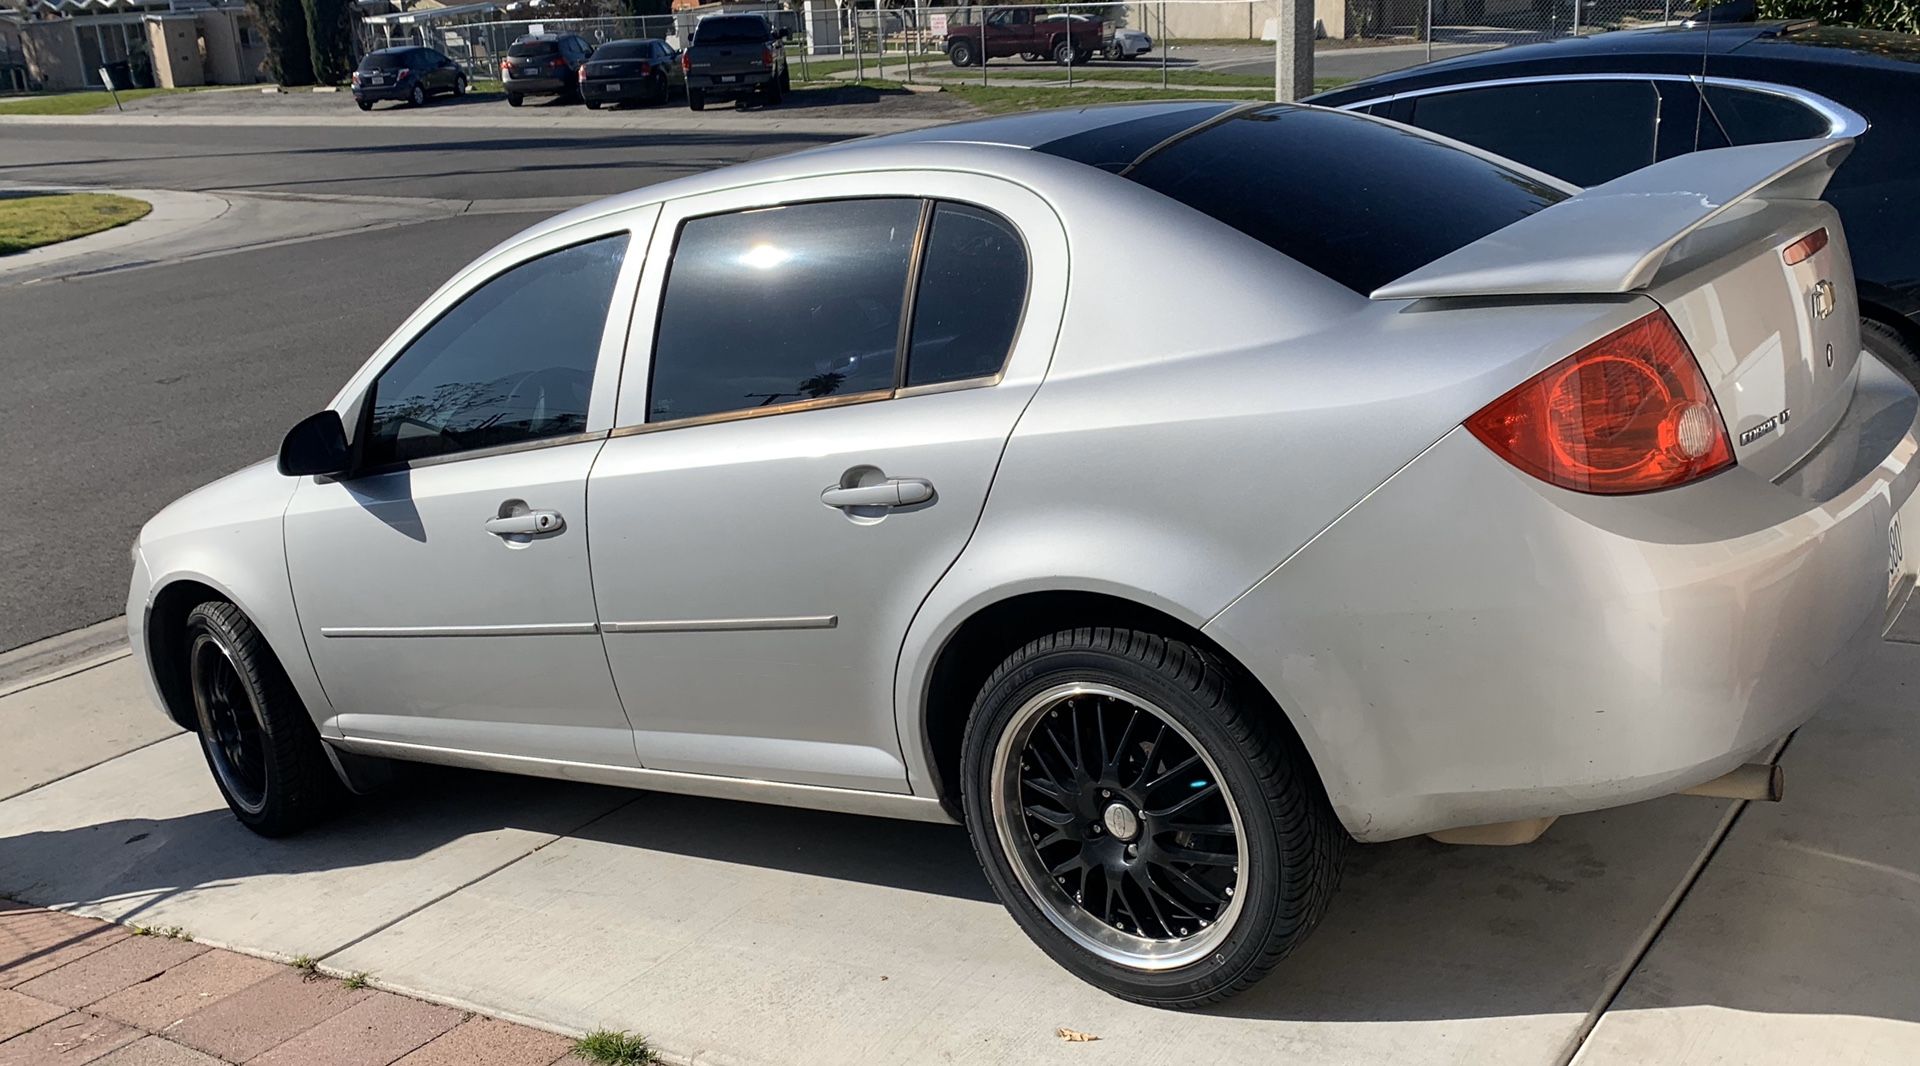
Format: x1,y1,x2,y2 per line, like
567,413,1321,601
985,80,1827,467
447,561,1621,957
352,47,467,110
681,14,790,111
501,33,591,107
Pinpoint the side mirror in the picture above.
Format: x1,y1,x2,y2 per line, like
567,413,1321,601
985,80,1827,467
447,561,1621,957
277,410,351,477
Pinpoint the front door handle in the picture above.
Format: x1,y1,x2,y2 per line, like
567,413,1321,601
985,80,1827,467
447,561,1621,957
485,509,565,536
820,478,934,510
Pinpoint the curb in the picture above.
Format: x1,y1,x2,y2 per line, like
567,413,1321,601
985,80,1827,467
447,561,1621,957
0,185,230,280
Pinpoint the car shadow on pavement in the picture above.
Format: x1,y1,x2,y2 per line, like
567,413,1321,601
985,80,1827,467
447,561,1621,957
3,749,1915,1028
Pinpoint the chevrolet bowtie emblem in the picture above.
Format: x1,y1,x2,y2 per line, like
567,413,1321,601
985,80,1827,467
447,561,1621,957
1811,279,1836,320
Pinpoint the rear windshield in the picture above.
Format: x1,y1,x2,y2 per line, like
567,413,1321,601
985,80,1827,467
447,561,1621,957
1035,104,1568,294
592,41,653,60
361,51,412,70
693,16,771,44
508,39,560,57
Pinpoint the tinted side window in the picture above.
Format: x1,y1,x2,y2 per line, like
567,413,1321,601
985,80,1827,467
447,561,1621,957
649,199,920,422
1703,85,1833,145
1406,80,1660,187
907,204,1027,387
363,234,626,468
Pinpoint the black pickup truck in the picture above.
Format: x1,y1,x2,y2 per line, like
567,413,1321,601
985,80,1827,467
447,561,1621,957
681,13,791,110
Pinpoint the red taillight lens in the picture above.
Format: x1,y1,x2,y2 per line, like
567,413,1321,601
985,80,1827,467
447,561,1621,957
550,56,568,69
351,71,361,85
1466,310,1734,495
680,51,691,73
762,45,776,65
1782,227,1829,266
500,59,510,73
396,67,410,80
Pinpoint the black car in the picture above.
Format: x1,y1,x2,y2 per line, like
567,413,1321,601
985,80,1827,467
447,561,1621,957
1311,22,1920,375
352,46,466,110
580,38,685,109
681,14,791,111
500,33,592,106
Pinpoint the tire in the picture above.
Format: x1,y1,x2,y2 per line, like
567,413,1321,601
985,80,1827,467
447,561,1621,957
960,627,1342,1008
1021,51,1043,62
1863,316,1920,392
688,87,705,111
949,40,975,67
586,99,602,110
506,91,523,107
183,601,341,837
780,67,791,92
1053,39,1076,66
408,83,426,107
356,100,372,111
453,74,467,96
763,79,782,105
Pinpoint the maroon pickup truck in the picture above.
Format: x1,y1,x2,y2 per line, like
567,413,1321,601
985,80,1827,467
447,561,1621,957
944,7,1104,66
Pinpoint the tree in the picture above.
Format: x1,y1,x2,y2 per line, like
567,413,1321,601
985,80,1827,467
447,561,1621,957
302,0,357,85
249,0,315,86
1755,0,1919,32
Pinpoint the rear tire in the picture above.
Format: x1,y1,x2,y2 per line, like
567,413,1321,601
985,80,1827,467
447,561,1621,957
688,87,705,110
356,100,372,111
961,627,1342,1008
763,79,782,105
586,99,602,110
453,74,467,96
408,83,426,106
506,91,523,107
183,602,341,838
1863,316,1920,391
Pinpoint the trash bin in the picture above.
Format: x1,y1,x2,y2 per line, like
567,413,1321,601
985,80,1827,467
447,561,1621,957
101,60,134,90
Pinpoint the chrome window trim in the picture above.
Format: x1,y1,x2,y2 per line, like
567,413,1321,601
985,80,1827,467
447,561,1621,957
600,614,838,634
340,429,609,479
1332,73,1866,141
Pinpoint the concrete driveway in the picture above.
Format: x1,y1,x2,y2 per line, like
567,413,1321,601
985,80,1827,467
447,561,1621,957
1,630,1915,1066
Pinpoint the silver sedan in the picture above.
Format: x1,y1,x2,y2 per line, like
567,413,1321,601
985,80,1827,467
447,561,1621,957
127,102,1917,1007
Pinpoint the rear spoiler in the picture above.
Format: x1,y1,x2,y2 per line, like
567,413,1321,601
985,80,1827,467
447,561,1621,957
1370,137,1852,301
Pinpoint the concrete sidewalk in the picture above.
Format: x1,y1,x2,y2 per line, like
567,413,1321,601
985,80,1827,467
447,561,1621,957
1,628,1915,1066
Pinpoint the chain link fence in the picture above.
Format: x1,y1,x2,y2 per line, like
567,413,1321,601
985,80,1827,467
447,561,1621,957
358,0,1715,96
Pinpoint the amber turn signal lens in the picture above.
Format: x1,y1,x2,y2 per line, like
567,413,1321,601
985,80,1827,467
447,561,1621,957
1466,310,1735,495
1782,227,1829,266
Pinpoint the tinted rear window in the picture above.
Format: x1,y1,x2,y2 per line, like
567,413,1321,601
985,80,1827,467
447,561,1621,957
508,39,559,57
592,41,653,60
694,16,770,44
1036,105,1567,294
361,51,411,70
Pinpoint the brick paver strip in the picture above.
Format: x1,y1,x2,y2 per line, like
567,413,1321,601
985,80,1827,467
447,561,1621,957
0,988,67,1042
165,971,372,1062
0,909,130,990
247,990,463,1066
92,1035,226,1066
18,937,210,1009
391,1016,575,1066
0,1010,140,1065
90,950,282,1034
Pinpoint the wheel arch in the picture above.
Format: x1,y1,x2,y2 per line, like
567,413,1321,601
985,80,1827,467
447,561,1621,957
143,574,254,732
911,587,1325,822
1861,296,1920,360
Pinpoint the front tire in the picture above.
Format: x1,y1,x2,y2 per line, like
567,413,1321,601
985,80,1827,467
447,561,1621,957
948,40,975,67
184,602,340,837
1053,39,1076,65
961,628,1342,1008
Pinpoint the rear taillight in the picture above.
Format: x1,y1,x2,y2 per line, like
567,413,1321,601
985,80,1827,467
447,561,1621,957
1466,309,1734,495
500,59,510,74
762,45,776,65
579,66,587,82
681,51,691,73
1782,227,1829,266
351,71,361,85
396,67,410,80
550,56,568,69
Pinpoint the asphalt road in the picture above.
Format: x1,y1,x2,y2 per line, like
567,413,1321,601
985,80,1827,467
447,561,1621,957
1,120,833,652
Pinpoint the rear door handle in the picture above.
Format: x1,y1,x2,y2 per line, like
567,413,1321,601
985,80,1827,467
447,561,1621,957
820,478,934,510
485,509,565,536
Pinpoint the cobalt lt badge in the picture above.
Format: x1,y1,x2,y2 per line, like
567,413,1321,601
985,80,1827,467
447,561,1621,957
1812,279,1836,320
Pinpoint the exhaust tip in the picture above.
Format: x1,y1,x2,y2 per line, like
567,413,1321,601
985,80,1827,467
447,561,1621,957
1678,763,1784,802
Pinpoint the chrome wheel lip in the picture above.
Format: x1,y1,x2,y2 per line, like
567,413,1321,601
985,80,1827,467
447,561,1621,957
989,681,1249,972
189,632,268,815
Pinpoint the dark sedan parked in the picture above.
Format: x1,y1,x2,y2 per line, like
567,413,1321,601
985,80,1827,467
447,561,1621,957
1311,22,1920,376
501,33,592,106
580,38,685,108
351,47,466,110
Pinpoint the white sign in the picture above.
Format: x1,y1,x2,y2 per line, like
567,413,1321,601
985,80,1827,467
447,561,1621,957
528,22,545,34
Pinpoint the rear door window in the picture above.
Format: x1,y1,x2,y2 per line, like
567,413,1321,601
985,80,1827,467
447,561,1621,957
1403,79,1660,187
907,203,1027,388
649,199,920,422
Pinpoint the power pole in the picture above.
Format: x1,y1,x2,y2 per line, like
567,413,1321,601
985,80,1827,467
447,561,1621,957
1274,0,1312,102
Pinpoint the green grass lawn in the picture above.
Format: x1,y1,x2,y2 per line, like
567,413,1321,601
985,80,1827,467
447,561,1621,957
0,193,151,255
0,86,223,115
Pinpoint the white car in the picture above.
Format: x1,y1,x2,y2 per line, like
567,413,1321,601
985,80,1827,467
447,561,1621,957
128,102,1909,1007
1107,27,1152,59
